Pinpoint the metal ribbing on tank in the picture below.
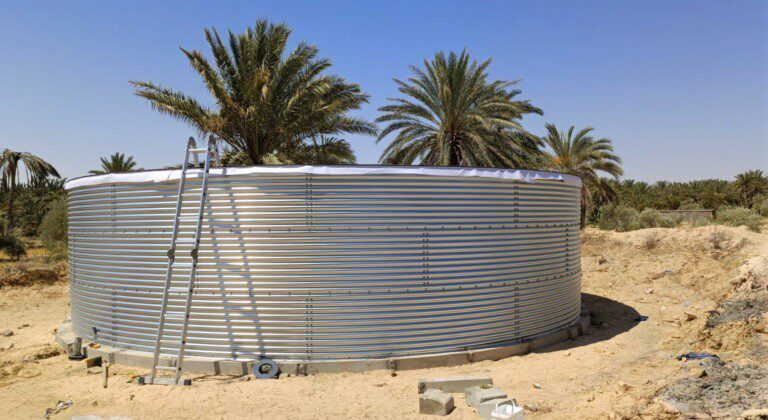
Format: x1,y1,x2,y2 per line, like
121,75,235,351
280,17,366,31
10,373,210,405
67,172,581,361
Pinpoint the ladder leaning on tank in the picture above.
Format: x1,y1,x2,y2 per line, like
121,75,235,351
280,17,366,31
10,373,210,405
139,136,220,386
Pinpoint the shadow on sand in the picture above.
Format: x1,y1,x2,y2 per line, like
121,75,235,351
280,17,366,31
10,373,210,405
534,292,642,353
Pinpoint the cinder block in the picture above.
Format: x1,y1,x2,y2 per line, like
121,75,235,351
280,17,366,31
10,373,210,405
568,325,581,339
419,389,455,416
418,375,493,393
465,385,508,408
476,397,514,419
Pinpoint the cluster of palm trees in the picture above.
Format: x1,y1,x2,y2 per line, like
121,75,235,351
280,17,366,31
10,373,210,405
593,170,768,216
130,19,623,227
1,19,764,238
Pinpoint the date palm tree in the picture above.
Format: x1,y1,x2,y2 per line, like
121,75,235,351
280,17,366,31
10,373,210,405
89,152,138,175
734,170,767,207
132,19,375,165
292,136,356,165
540,124,623,228
376,50,542,168
0,149,60,234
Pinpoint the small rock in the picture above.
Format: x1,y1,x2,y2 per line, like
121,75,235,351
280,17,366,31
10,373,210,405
564,351,572,357
86,367,103,375
587,394,595,402
127,394,135,401
616,382,633,394
692,368,707,378
373,382,385,387
685,312,698,321
523,402,539,412
237,375,251,382
1,330,13,337
741,408,768,419
657,399,680,414
390,371,397,377
601,322,611,328
533,383,542,389
645,288,654,294
90,400,98,406
17,324,30,329
598,256,607,265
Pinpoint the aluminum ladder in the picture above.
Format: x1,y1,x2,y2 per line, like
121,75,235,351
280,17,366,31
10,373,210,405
141,136,220,386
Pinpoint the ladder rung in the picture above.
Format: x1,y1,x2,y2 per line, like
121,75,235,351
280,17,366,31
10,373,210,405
171,262,193,268
189,148,208,153
164,312,187,320
154,366,179,371
174,238,196,243
168,287,190,294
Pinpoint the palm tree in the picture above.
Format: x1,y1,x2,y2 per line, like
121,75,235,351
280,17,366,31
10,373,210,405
734,170,767,207
376,50,542,168
89,152,138,175
292,136,356,165
540,124,623,228
132,19,376,165
0,149,60,234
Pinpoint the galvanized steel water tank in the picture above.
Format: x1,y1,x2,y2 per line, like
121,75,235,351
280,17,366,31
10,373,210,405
65,165,582,362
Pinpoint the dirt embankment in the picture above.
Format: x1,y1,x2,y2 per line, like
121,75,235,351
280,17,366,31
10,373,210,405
0,225,766,419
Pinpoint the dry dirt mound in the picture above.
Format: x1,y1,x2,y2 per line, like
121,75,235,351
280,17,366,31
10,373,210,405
0,262,67,288
655,357,768,417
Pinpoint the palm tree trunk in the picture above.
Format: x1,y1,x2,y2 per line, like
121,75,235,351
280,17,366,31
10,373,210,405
580,184,587,230
4,172,15,235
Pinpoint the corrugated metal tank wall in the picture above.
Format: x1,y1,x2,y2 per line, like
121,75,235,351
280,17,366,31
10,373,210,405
67,170,582,361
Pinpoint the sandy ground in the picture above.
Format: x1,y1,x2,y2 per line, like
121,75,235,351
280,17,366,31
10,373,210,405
0,225,766,419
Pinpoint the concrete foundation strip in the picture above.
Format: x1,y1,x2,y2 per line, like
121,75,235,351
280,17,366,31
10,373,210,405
56,306,590,376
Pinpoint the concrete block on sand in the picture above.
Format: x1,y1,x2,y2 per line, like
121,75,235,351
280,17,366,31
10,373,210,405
465,385,508,408
419,389,455,416
417,375,493,393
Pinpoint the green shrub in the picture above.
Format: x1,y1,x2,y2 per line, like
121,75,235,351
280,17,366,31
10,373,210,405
597,203,618,230
0,232,27,260
660,213,685,228
638,208,664,228
615,205,642,232
715,206,762,232
597,204,643,231
755,195,768,217
39,198,68,260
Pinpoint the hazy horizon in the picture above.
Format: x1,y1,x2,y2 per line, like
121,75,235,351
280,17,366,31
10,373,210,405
1,0,766,183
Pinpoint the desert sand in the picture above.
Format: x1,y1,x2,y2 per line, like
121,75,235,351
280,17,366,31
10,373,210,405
0,225,766,419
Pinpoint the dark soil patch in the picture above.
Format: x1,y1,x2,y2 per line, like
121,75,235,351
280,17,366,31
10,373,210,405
707,298,768,328
659,358,768,416
0,264,65,288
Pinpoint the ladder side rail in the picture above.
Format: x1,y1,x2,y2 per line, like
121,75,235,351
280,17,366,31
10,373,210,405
173,138,215,384
149,137,196,383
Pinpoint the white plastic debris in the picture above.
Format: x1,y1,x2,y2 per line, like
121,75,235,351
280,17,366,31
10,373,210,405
491,400,525,420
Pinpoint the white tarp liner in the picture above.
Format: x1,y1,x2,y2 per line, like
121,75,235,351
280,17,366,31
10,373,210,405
65,165,581,190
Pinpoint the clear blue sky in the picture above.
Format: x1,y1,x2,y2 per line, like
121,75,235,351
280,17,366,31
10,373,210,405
1,0,765,182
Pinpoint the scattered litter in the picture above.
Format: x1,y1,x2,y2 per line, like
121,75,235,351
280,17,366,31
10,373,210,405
2,329,13,337
684,312,697,321
676,352,719,361
634,315,649,322
18,324,30,329
532,383,542,389
42,400,73,419
491,400,524,419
